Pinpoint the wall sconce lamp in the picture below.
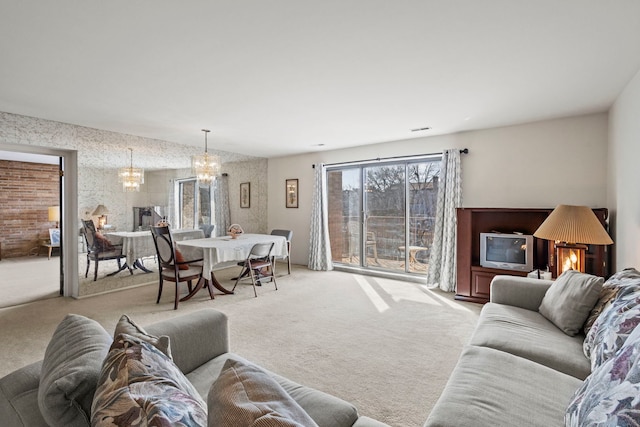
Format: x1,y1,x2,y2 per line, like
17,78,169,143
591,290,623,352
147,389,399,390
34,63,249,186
92,204,109,230
48,206,60,228
534,205,613,277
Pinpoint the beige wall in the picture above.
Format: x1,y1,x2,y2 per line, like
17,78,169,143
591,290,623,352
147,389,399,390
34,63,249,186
268,113,609,266
608,67,640,272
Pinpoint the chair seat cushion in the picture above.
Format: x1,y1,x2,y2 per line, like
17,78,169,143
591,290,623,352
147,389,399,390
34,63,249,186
161,266,202,280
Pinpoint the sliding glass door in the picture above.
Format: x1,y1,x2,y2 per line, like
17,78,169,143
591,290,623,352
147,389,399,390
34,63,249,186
327,157,440,275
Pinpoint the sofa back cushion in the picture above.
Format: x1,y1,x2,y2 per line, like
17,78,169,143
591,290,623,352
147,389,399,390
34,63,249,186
538,270,603,336
566,324,640,426
38,314,112,427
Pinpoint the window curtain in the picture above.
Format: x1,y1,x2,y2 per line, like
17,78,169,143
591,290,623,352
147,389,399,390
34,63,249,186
426,149,462,292
308,163,333,271
214,174,230,237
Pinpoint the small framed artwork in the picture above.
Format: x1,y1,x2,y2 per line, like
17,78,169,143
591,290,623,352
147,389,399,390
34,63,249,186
286,179,298,208
240,182,250,208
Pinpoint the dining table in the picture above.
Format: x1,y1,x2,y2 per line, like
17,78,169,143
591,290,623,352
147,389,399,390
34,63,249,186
176,233,288,298
105,229,205,274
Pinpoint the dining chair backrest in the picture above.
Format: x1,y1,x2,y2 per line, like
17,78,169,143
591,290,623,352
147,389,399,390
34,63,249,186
150,226,176,267
270,229,293,242
199,224,215,238
81,219,97,250
249,242,275,260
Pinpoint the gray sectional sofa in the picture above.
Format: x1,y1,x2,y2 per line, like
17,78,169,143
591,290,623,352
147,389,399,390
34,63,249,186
0,308,389,427
424,269,640,426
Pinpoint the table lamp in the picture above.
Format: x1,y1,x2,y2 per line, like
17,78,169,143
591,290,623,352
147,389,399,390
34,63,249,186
534,205,613,277
92,204,109,230
48,206,60,228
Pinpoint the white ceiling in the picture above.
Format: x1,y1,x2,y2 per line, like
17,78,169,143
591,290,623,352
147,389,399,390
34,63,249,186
1,1,639,159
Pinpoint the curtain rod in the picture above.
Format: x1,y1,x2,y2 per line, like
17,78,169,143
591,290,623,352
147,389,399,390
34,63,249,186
312,148,468,168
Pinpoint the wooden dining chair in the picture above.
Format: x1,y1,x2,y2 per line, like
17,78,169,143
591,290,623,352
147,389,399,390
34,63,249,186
270,229,293,274
81,219,127,281
150,225,212,310
232,242,276,297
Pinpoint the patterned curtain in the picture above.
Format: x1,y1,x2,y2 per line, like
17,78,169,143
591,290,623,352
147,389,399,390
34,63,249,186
308,163,333,270
426,149,462,292
214,174,230,237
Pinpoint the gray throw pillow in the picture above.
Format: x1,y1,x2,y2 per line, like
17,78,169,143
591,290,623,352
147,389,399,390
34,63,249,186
208,359,319,427
114,314,172,359
539,270,604,336
38,314,112,427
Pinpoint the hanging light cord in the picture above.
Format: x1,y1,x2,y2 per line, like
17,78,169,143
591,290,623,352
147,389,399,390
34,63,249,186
202,129,210,153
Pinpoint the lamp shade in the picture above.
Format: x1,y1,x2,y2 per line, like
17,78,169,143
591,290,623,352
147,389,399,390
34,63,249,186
92,204,109,216
534,205,613,245
48,206,60,222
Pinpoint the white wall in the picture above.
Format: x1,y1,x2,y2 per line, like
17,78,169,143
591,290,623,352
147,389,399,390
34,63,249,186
608,68,640,271
268,113,609,266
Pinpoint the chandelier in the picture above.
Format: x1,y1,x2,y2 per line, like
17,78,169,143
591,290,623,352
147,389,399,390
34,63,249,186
192,129,220,185
118,148,144,192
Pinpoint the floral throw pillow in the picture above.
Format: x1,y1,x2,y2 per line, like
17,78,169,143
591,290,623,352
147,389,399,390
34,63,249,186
566,324,640,426
91,333,206,427
583,268,640,335
583,286,640,371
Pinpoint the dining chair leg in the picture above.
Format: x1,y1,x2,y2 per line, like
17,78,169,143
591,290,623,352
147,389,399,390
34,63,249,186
94,259,99,281
249,268,258,297
156,276,163,304
174,282,179,310
287,256,291,275
85,255,90,278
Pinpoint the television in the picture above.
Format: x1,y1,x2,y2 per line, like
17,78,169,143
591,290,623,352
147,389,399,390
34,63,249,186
479,232,534,272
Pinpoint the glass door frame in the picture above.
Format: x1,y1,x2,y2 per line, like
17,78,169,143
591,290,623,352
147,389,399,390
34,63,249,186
327,154,441,275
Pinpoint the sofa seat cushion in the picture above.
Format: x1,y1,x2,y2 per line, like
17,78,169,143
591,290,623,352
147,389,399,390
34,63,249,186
424,345,583,427
38,314,112,427
91,333,207,427
208,358,319,427
470,303,591,379
186,353,359,427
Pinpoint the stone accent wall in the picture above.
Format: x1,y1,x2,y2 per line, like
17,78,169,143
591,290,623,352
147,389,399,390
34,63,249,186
0,160,59,257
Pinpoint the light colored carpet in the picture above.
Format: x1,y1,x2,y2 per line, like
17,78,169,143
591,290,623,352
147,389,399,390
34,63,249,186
0,264,482,426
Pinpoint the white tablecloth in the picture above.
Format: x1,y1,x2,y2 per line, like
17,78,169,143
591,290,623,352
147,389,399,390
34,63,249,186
106,229,205,267
177,233,288,275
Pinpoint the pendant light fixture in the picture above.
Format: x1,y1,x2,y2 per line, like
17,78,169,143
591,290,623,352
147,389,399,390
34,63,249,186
118,148,144,192
192,129,220,185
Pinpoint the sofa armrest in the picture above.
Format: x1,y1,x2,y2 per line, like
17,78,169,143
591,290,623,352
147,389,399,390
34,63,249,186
145,309,229,374
490,275,553,311
0,361,48,427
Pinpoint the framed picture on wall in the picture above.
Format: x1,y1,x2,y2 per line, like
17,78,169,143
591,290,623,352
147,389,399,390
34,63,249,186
286,179,298,208
240,182,250,208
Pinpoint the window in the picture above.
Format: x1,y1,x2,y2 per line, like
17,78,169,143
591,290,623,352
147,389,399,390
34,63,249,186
174,178,214,229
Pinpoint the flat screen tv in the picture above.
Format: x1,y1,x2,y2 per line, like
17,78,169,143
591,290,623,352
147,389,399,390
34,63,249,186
479,232,534,272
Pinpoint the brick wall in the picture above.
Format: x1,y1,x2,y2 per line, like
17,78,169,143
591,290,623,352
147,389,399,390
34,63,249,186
0,160,59,258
